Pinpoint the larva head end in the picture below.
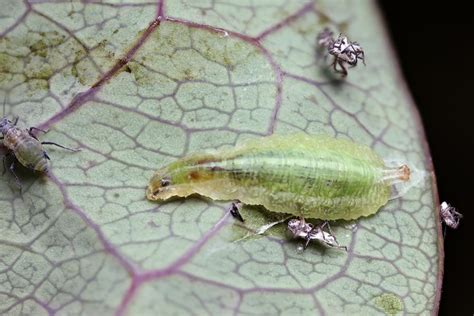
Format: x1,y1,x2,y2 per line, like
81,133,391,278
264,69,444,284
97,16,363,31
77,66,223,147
146,185,160,201
146,171,173,201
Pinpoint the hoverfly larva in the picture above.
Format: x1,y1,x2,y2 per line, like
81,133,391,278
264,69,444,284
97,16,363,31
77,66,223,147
0,116,79,188
147,134,420,248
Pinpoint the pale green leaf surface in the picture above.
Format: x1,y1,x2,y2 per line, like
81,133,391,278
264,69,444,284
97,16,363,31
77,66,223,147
0,0,442,315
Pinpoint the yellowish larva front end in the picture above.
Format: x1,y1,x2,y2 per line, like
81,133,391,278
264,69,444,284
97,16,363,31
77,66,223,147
146,152,222,201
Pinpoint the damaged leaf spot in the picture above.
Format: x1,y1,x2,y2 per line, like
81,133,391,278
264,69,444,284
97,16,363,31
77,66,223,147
375,293,403,315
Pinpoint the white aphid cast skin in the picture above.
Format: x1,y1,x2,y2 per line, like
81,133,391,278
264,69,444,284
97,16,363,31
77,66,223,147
287,219,347,250
317,28,365,77
440,201,462,229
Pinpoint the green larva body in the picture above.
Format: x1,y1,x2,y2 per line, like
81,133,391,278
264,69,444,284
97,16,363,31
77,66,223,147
147,134,410,220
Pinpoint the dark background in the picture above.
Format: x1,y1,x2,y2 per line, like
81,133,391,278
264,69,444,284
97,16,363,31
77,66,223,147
379,2,473,315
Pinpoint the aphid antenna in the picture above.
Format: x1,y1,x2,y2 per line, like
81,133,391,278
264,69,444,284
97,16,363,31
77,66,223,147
1,93,6,119
0,95,8,135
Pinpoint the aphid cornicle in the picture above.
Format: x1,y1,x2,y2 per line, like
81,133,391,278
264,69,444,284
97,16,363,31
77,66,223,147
0,116,78,188
147,134,412,221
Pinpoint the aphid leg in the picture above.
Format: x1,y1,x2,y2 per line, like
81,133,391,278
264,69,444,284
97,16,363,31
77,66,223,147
8,160,22,191
305,221,347,251
2,155,7,175
304,220,322,250
331,57,338,73
319,221,343,248
43,151,50,160
360,51,366,66
29,127,48,134
322,222,347,251
29,127,48,140
2,152,14,175
331,57,348,77
229,201,244,222
296,216,305,228
41,141,80,152
319,221,332,238
303,232,313,250
337,60,348,77
12,116,19,126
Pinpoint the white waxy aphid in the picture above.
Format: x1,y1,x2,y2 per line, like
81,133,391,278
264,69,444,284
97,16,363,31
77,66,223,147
287,219,347,250
317,28,365,77
317,27,334,48
440,201,462,229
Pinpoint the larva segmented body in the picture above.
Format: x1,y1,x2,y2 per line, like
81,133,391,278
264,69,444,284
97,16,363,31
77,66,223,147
147,134,411,220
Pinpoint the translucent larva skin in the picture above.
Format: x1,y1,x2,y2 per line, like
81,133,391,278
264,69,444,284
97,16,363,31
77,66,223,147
147,134,410,220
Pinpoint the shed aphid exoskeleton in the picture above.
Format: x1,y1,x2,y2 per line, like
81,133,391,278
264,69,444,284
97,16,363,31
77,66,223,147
317,27,334,49
316,27,335,63
440,201,462,229
0,101,80,189
147,134,420,249
328,34,365,77
288,218,347,250
317,28,365,77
